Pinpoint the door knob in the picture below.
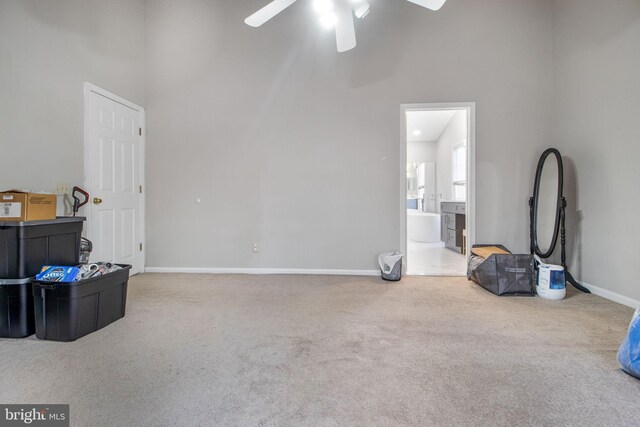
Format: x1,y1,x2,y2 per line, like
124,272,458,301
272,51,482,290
93,197,103,205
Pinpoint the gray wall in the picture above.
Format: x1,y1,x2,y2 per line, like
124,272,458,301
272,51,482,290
553,0,640,302
407,141,437,164
0,0,145,198
145,0,554,269
1,0,636,302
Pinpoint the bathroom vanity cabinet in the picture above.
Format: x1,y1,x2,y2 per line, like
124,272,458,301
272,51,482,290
441,202,466,253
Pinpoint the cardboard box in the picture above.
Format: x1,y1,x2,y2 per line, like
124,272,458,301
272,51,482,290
0,191,57,222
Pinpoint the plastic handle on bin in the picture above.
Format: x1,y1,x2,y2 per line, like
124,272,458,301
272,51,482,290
40,282,59,290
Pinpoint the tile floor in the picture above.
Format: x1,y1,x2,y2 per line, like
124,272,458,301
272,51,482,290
406,240,467,276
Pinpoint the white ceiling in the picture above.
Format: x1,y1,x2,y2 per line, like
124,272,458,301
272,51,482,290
406,110,457,142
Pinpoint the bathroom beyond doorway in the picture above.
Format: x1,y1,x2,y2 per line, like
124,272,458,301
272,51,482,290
400,103,475,276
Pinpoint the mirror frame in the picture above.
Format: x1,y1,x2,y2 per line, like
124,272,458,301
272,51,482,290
531,148,563,259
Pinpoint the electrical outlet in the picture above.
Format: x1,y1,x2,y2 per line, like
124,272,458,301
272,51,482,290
54,183,70,195
252,243,259,253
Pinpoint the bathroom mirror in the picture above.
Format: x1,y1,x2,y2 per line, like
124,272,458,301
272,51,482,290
531,148,563,258
407,177,417,193
407,163,418,197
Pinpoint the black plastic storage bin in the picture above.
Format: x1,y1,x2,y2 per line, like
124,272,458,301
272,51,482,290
33,265,131,342
0,217,85,279
0,278,34,338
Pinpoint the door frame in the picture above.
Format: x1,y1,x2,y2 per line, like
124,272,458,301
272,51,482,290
83,82,146,273
400,102,476,275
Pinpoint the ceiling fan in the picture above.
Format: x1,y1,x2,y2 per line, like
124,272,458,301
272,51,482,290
244,0,447,53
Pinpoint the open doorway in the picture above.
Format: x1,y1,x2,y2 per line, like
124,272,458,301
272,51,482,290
400,103,475,276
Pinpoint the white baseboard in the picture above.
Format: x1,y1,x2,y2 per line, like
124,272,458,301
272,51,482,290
580,281,639,309
144,267,380,277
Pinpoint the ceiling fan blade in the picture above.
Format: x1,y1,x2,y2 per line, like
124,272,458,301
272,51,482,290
335,3,356,52
354,1,370,19
404,0,446,11
245,0,299,27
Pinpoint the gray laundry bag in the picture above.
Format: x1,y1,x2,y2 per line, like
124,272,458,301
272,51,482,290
467,245,535,296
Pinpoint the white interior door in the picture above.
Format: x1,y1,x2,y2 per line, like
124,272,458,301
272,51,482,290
86,87,144,274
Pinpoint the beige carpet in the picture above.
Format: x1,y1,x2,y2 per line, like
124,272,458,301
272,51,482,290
1,274,639,426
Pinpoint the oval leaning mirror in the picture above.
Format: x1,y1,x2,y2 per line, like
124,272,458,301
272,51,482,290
531,148,563,258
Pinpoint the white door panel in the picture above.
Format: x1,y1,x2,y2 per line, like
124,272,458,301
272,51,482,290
88,90,143,274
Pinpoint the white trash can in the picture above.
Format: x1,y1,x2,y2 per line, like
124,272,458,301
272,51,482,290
378,252,403,281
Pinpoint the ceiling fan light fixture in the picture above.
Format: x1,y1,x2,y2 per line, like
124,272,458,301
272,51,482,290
244,0,447,53
313,0,334,15
318,12,337,29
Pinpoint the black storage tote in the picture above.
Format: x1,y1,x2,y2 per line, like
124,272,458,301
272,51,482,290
0,278,34,338
33,265,131,342
0,217,84,279
0,217,84,338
